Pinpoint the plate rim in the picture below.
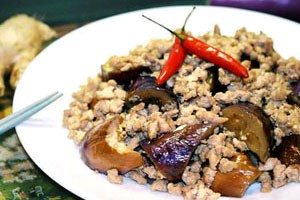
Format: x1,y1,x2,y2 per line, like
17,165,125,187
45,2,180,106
13,5,300,200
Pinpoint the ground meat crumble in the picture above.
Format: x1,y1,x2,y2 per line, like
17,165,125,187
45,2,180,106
63,25,300,199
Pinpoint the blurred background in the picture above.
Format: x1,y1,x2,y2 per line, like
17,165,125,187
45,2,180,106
0,0,206,25
0,0,299,25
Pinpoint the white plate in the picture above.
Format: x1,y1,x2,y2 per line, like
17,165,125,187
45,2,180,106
13,5,300,200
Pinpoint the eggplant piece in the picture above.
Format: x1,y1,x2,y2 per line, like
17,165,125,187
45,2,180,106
141,123,217,181
211,153,261,197
125,76,177,109
128,76,156,92
222,103,273,162
272,135,300,165
82,116,143,174
101,62,151,86
287,81,300,106
244,150,260,167
207,66,227,95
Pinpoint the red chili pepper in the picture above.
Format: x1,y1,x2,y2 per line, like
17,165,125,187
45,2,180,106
157,7,195,85
182,35,249,78
157,38,187,85
143,15,249,79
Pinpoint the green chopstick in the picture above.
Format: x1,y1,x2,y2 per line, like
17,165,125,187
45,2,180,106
0,91,63,135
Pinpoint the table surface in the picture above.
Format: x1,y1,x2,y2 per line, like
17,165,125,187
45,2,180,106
0,31,82,200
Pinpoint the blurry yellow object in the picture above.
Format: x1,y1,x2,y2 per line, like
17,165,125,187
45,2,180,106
0,106,11,119
0,14,57,96
0,192,6,200
3,106,12,116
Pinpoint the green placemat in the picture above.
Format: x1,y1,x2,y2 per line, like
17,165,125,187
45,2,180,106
0,78,81,200
0,131,81,200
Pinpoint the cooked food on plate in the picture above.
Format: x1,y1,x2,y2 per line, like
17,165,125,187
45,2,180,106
63,10,300,199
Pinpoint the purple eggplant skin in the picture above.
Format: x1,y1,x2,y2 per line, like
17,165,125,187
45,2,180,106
272,135,300,166
125,76,177,109
101,63,151,87
287,81,300,106
127,76,157,92
295,82,300,93
210,0,300,23
141,123,217,182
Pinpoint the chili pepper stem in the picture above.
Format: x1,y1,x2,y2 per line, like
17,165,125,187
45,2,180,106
181,6,196,33
142,15,186,41
143,11,249,79
155,7,195,85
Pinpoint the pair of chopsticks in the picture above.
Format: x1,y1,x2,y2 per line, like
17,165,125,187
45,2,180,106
0,91,63,135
